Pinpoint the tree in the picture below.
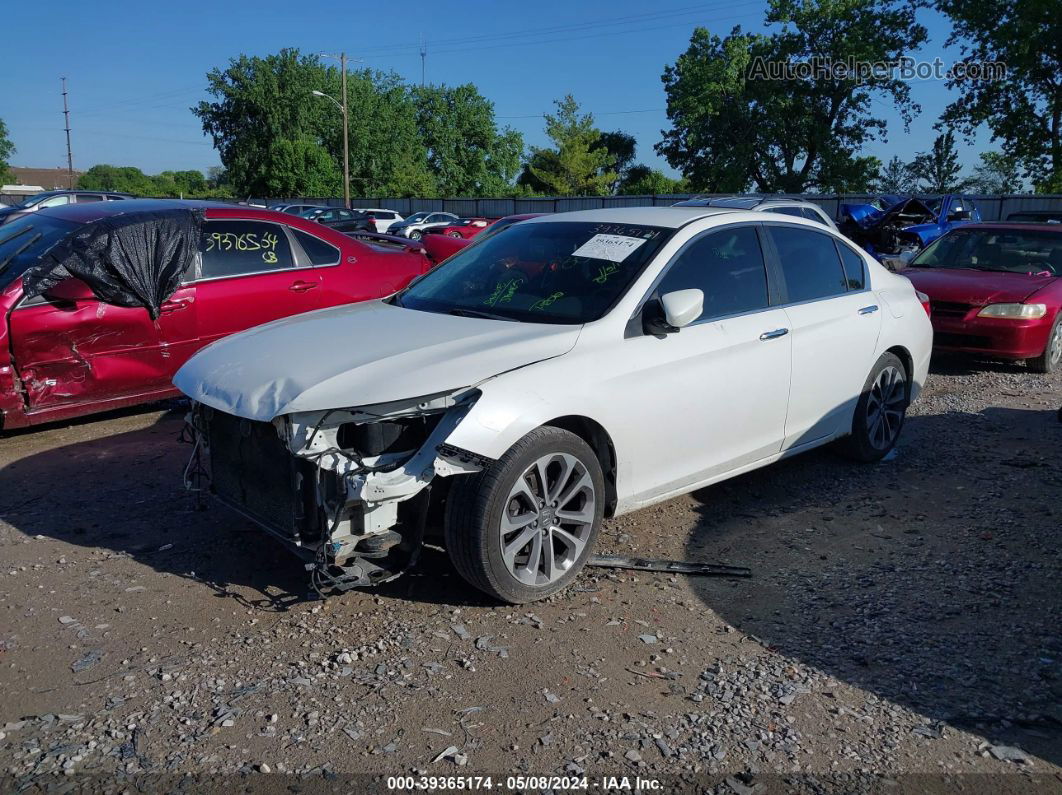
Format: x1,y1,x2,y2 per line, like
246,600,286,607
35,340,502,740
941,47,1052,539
969,151,1025,193
526,96,616,196
617,165,686,195
78,164,232,198
873,155,918,193
193,49,434,197
592,131,638,192
936,0,1062,191
0,119,14,185
910,130,971,193
657,0,927,192
412,84,523,196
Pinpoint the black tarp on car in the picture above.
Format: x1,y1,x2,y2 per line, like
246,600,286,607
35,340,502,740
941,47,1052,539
20,208,204,319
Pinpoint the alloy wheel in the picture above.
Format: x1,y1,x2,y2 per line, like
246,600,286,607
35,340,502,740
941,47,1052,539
1049,323,1062,367
866,365,906,450
499,453,596,587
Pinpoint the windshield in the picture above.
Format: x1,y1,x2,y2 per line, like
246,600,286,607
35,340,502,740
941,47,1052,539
404,212,430,224
396,220,672,324
0,215,80,290
909,228,1062,276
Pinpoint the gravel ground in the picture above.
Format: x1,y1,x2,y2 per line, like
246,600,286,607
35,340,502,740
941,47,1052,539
0,357,1059,793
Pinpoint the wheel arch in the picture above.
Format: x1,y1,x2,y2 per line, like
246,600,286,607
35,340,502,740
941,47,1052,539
541,415,618,517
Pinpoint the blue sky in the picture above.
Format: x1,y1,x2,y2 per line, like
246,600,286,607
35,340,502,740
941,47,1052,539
2,0,992,182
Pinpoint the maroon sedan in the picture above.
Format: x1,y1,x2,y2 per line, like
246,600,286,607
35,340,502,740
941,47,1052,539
420,213,546,264
904,224,1062,372
0,199,431,430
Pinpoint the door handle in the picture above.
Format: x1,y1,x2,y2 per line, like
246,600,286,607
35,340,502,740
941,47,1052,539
858,305,879,315
759,328,789,340
160,298,192,313
289,280,318,293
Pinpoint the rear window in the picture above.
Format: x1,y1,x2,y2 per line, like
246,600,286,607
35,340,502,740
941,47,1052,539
0,215,80,291
291,228,340,266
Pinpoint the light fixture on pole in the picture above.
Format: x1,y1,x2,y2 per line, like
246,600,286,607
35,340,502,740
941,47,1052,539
315,52,362,209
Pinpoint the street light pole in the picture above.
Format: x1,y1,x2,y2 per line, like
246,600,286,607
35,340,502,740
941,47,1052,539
340,53,349,209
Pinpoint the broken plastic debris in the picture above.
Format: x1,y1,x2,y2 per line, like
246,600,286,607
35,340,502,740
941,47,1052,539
71,649,103,673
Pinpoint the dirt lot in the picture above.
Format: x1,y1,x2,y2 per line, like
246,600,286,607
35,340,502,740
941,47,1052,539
0,358,1060,793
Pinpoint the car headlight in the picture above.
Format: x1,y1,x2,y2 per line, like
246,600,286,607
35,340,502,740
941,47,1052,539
976,303,1047,319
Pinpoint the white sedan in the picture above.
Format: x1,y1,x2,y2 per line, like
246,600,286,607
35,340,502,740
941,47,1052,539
174,207,932,603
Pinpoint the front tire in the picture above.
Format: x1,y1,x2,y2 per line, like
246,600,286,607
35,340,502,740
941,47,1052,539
444,427,604,603
410,230,423,240
839,352,909,462
1027,314,1062,374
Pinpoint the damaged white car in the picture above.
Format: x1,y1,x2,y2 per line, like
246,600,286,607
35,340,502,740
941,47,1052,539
174,207,932,603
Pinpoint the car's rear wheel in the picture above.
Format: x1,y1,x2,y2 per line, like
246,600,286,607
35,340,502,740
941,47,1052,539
838,352,908,462
444,427,604,603
1027,314,1062,374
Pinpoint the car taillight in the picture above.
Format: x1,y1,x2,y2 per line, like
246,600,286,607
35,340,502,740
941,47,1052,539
916,290,931,317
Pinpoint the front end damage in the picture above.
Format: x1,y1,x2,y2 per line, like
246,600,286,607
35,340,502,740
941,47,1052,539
838,197,938,262
183,390,489,594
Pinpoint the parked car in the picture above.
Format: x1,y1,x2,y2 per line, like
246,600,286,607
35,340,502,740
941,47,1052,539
839,194,981,261
175,207,931,603
1006,210,1062,224
673,196,837,229
389,211,459,240
353,208,403,234
421,213,546,264
300,207,377,233
903,223,1062,372
427,217,497,239
0,199,431,430
280,204,324,216
0,190,134,225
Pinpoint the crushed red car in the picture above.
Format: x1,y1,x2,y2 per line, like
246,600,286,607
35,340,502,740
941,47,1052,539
0,199,431,429
420,213,546,264
903,223,1062,372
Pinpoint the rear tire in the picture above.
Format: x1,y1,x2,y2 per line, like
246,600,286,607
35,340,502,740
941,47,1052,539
444,427,604,604
838,352,909,462
1027,314,1062,374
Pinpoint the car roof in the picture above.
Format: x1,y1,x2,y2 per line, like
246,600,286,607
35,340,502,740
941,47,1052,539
674,196,819,210
523,206,739,228
35,198,235,224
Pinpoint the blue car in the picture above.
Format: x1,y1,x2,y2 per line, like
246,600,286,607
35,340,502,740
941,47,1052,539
839,194,981,262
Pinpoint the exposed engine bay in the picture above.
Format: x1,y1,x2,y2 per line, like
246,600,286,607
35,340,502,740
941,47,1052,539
839,197,938,258
183,390,490,595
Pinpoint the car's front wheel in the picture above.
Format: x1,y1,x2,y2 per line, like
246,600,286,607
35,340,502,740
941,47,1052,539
444,427,604,603
1027,314,1062,374
838,351,909,462
409,230,422,240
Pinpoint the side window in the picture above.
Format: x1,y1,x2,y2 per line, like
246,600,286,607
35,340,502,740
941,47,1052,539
290,228,340,266
655,225,769,321
765,206,804,219
317,210,336,222
836,241,867,290
75,194,104,203
801,207,827,225
767,226,848,303
200,220,293,279
39,195,71,208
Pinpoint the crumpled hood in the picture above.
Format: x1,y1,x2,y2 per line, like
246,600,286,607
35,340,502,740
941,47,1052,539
173,300,581,421
904,267,1057,305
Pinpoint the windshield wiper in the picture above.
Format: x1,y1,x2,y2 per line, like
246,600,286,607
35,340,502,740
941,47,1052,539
0,232,42,273
448,307,511,321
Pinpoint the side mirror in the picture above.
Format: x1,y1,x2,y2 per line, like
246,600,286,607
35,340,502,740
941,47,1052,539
661,289,704,328
43,278,96,303
643,289,704,336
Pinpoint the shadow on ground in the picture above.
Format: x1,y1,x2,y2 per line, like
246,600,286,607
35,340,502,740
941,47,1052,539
682,406,1062,766
0,412,491,613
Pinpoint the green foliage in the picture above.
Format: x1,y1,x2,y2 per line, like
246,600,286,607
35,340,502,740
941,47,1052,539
0,119,14,185
910,130,971,193
658,0,927,193
969,151,1026,193
593,131,638,192
193,49,434,198
412,84,524,196
617,165,687,195
78,164,231,198
527,96,616,196
936,0,1062,191
873,155,919,194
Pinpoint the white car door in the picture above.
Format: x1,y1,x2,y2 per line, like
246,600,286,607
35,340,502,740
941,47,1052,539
611,223,792,503
764,224,882,449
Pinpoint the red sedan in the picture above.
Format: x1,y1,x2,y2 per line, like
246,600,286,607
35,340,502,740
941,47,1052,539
420,213,546,264
427,217,496,239
904,223,1062,372
0,199,430,429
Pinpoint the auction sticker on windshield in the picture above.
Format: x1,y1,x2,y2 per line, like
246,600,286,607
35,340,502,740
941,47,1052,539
572,234,647,263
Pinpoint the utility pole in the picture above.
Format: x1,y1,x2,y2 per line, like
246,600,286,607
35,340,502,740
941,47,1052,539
420,36,427,87
340,53,350,209
61,77,74,189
